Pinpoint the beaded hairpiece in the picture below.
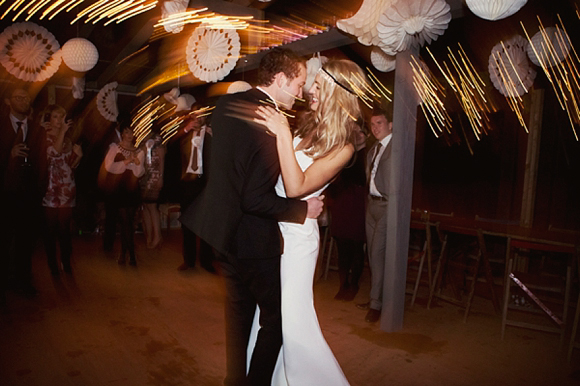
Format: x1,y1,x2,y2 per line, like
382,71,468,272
318,67,356,95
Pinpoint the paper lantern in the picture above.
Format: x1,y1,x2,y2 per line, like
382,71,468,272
377,0,451,56
227,81,252,94
0,22,61,82
370,47,396,72
162,0,189,34
62,38,99,73
526,26,570,67
336,0,395,46
175,94,196,112
466,0,527,21
489,35,536,97
72,76,85,99
186,26,241,83
304,55,328,92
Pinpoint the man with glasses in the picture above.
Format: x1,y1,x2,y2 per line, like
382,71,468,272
0,86,46,302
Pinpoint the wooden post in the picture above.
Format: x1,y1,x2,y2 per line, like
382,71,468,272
520,89,544,228
380,48,418,332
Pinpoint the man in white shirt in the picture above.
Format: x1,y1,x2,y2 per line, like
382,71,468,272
358,107,393,323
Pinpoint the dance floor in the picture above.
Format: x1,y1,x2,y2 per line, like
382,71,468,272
1,230,578,385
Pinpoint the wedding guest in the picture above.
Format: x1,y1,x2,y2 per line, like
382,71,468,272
102,122,144,266
0,86,46,299
41,105,83,276
139,130,165,249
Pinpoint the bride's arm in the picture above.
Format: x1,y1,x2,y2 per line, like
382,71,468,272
255,106,354,198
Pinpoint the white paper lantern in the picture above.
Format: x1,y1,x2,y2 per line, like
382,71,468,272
466,0,527,21
304,55,328,93
227,81,252,94
370,47,396,72
62,38,99,72
526,27,570,67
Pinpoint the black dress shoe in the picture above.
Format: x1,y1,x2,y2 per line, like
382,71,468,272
356,301,370,310
365,308,381,323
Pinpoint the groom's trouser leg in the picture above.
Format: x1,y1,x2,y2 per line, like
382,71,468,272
246,257,282,386
220,255,282,386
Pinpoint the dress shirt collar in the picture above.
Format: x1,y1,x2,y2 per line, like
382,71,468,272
9,114,28,133
256,87,279,110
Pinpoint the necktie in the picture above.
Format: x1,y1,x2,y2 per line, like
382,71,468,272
15,121,24,144
191,139,198,171
368,143,382,184
370,143,382,169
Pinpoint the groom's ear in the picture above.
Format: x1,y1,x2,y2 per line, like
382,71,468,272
273,72,286,89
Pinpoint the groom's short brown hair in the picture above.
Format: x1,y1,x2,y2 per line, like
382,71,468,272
257,47,306,87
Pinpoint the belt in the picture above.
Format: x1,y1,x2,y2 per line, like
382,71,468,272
369,195,387,202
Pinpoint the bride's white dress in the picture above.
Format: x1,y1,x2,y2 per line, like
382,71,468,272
247,137,350,386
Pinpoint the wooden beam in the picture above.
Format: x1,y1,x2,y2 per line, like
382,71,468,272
234,28,354,73
380,48,419,332
520,89,544,227
95,18,156,89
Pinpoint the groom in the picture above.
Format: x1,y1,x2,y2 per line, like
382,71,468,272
181,48,323,386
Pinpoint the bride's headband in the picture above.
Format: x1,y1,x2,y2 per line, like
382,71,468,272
318,67,356,95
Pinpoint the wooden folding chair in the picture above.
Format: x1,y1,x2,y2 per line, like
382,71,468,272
501,238,576,347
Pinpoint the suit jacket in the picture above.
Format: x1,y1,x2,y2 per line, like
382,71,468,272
180,88,307,260
0,116,47,201
367,139,392,200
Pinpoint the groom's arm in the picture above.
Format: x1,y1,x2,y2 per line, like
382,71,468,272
240,132,307,224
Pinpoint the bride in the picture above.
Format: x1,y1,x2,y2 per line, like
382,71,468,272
249,59,369,385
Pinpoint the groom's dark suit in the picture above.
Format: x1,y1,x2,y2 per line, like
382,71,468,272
180,88,307,386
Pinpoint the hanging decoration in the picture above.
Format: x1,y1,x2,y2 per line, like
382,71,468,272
376,0,451,55
489,35,536,98
370,47,396,72
465,0,527,21
161,0,189,34
336,0,395,46
72,76,85,99
526,26,570,68
61,37,99,72
522,16,580,139
489,35,536,132
304,54,328,92
227,81,252,94
186,26,241,83
164,87,181,105
97,81,119,122
0,22,61,82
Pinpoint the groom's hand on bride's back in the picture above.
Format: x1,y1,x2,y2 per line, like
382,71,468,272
305,195,324,219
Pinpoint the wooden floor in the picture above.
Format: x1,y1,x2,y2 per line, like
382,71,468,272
1,230,579,386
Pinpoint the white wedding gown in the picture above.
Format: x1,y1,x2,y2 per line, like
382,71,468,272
247,138,350,386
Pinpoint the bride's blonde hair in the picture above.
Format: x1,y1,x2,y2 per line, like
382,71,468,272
295,59,367,159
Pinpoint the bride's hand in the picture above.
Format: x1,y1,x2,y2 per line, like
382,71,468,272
254,106,291,138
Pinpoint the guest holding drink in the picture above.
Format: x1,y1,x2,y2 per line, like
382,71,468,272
0,86,46,300
41,105,83,276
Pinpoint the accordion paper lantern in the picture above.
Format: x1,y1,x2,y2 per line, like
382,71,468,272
62,38,99,73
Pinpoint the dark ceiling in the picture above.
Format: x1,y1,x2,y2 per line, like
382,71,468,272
0,0,578,97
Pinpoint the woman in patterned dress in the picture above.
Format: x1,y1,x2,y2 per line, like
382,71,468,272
41,105,83,275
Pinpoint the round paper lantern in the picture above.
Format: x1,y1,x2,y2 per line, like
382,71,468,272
62,38,99,72
526,27,570,67
227,81,252,94
466,0,527,21
370,47,396,72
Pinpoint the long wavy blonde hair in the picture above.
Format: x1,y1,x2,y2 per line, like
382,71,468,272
295,59,367,159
